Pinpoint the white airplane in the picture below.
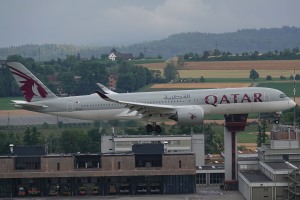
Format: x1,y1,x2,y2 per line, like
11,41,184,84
7,62,296,133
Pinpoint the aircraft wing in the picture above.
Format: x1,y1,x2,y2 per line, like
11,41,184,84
12,100,48,110
95,91,177,120
96,83,118,94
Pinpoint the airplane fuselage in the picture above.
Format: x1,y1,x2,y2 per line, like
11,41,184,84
25,87,295,121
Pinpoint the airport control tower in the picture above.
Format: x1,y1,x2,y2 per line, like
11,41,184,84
223,114,248,181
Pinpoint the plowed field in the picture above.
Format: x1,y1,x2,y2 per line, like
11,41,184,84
142,60,300,70
151,82,250,89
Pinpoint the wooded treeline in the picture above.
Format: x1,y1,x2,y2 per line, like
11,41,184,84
0,26,299,60
0,123,221,155
0,55,167,98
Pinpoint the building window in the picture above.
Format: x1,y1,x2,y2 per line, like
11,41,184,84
135,155,162,168
57,163,60,171
74,155,101,169
118,161,121,169
196,173,206,186
15,156,41,170
179,160,182,168
283,154,289,161
210,173,225,186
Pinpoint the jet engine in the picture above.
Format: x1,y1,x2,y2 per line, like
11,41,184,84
169,105,204,124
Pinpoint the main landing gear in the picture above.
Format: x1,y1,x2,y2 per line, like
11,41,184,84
146,122,162,134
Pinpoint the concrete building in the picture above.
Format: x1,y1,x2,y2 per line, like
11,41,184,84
0,141,196,197
101,134,205,167
101,133,230,188
238,125,300,200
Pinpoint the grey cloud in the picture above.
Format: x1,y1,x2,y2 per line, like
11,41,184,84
0,0,299,47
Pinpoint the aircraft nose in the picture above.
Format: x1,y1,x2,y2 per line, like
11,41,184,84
289,99,297,108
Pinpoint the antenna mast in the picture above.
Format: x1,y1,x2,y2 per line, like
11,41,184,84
294,68,296,129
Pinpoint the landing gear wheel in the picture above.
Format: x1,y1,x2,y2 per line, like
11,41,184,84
155,125,162,134
146,123,161,134
146,124,153,133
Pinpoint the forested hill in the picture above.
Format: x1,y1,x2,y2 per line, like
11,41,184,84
0,26,299,61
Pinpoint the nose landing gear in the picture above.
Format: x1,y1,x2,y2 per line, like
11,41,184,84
146,122,162,134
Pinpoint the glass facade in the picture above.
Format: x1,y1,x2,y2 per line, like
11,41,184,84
15,157,41,170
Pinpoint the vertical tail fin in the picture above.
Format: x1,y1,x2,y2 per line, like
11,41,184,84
7,62,57,102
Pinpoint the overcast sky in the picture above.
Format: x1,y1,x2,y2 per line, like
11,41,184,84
1,0,299,48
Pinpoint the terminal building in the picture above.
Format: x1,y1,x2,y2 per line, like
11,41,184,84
0,134,203,197
238,125,300,200
1,124,300,199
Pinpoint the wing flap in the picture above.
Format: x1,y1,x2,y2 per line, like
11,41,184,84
95,91,177,119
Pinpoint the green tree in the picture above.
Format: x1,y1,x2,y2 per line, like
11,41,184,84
257,120,267,147
202,51,210,59
281,106,300,125
0,132,23,154
23,127,42,145
58,72,76,95
117,74,135,92
87,128,101,152
249,69,259,81
266,75,272,80
164,63,178,82
61,130,81,153
138,52,144,59
23,127,32,145
213,49,222,56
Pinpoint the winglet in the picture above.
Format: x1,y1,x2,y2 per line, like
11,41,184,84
94,90,119,104
95,90,110,100
96,83,117,94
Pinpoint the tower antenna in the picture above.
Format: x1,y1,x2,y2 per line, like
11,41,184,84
294,68,296,129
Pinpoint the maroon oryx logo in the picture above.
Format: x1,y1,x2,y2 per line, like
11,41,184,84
189,113,197,120
9,66,48,102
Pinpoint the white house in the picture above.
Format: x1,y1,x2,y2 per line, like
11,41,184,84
108,52,133,61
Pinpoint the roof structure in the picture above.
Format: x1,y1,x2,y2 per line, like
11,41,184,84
240,170,272,182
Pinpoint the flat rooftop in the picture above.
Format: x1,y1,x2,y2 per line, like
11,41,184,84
264,162,296,170
240,170,272,182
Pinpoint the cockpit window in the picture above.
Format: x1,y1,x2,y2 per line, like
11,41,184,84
279,94,287,98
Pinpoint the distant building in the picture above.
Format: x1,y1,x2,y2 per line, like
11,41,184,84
47,75,58,83
108,75,117,90
108,52,133,61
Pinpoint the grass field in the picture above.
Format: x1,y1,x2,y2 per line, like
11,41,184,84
0,97,23,110
257,82,300,97
179,69,297,79
211,124,263,143
141,60,300,70
151,82,250,89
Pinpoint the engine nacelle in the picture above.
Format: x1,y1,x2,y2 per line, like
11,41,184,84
170,105,204,124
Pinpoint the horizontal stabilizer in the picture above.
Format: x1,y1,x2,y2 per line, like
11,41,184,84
12,100,48,109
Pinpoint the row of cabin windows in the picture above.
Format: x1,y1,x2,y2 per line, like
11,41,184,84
78,99,205,108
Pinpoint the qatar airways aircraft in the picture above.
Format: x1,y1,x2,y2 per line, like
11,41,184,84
7,62,296,133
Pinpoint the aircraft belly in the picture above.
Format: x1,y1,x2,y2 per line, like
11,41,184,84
49,108,138,121
252,101,290,113
202,103,253,115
